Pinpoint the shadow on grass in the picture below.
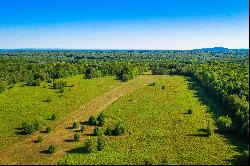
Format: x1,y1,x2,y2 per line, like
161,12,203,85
66,147,89,154
40,149,50,154
65,126,74,129
79,121,89,125
184,76,249,164
182,112,190,115
14,127,26,135
64,139,74,142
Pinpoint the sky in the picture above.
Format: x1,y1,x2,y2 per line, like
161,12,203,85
0,0,249,50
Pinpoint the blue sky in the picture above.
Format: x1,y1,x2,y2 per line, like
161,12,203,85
0,0,249,49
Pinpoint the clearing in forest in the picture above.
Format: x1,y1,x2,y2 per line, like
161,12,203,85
59,75,241,165
0,75,154,164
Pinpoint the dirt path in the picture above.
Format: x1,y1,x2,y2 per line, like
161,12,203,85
0,75,154,165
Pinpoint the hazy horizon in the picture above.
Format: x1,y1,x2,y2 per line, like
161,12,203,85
0,0,249,49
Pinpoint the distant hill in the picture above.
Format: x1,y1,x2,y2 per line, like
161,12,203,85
193,47,248,52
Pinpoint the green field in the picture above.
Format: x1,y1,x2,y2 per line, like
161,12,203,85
59,75,241,165
0,75,122,148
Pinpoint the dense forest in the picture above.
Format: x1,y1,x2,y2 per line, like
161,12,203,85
0,50,249,140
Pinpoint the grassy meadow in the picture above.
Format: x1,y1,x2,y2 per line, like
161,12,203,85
0,75,122,148
59,75,241,165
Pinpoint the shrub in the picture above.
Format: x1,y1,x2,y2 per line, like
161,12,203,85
26,79,41,86
113,123,126,136
162,86,165,89
34,120,41,130
21,122,36,135
97,137,105,151
105,127,113,136
48,145,56,154
188,108,193,114
73,122,78,129
45,126,52,133
89,115,98,126
74,133,80,141
85,138,96,153
93,127,103,136
36,136,43,143
217,115,233,132
80,126,85,133
97,113,106,127
51,114,57,121
148,82,156,86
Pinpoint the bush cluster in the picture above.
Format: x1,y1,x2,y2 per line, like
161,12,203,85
88,113,106,126
21,120,41,135
105,122,126,136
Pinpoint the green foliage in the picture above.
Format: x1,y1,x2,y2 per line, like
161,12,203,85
53,81,68,89
74,133,80,142
84,138,96,153
21,122,36,135
45,126,52,133
89,115,98,126
48,144,56,154
72,122,78,129
105,127,113,136
217,116,233,132
51,114,57,121
116,65,139,82
97,113,106,127
188,108,193,114
113,122,126,136
26,79,41,86
93,127,103,136
97,137,105,151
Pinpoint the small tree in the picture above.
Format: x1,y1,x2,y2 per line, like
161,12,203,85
97,137,105,151
105,127,113,136
51,114,57,121
162,86,165,89
89,115,98,126
72,122,78,129
217,115,232,132
46,126,52,133
74,133,80,141
93,127,103,136
34,120,41,130
113,123,126,136
188,108,193,114
21,122,36,135
97,113,105,127
48,145,56,154
85,138,96,153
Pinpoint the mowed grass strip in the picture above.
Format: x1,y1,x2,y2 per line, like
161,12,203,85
59,75,240,165
0,75,122,148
